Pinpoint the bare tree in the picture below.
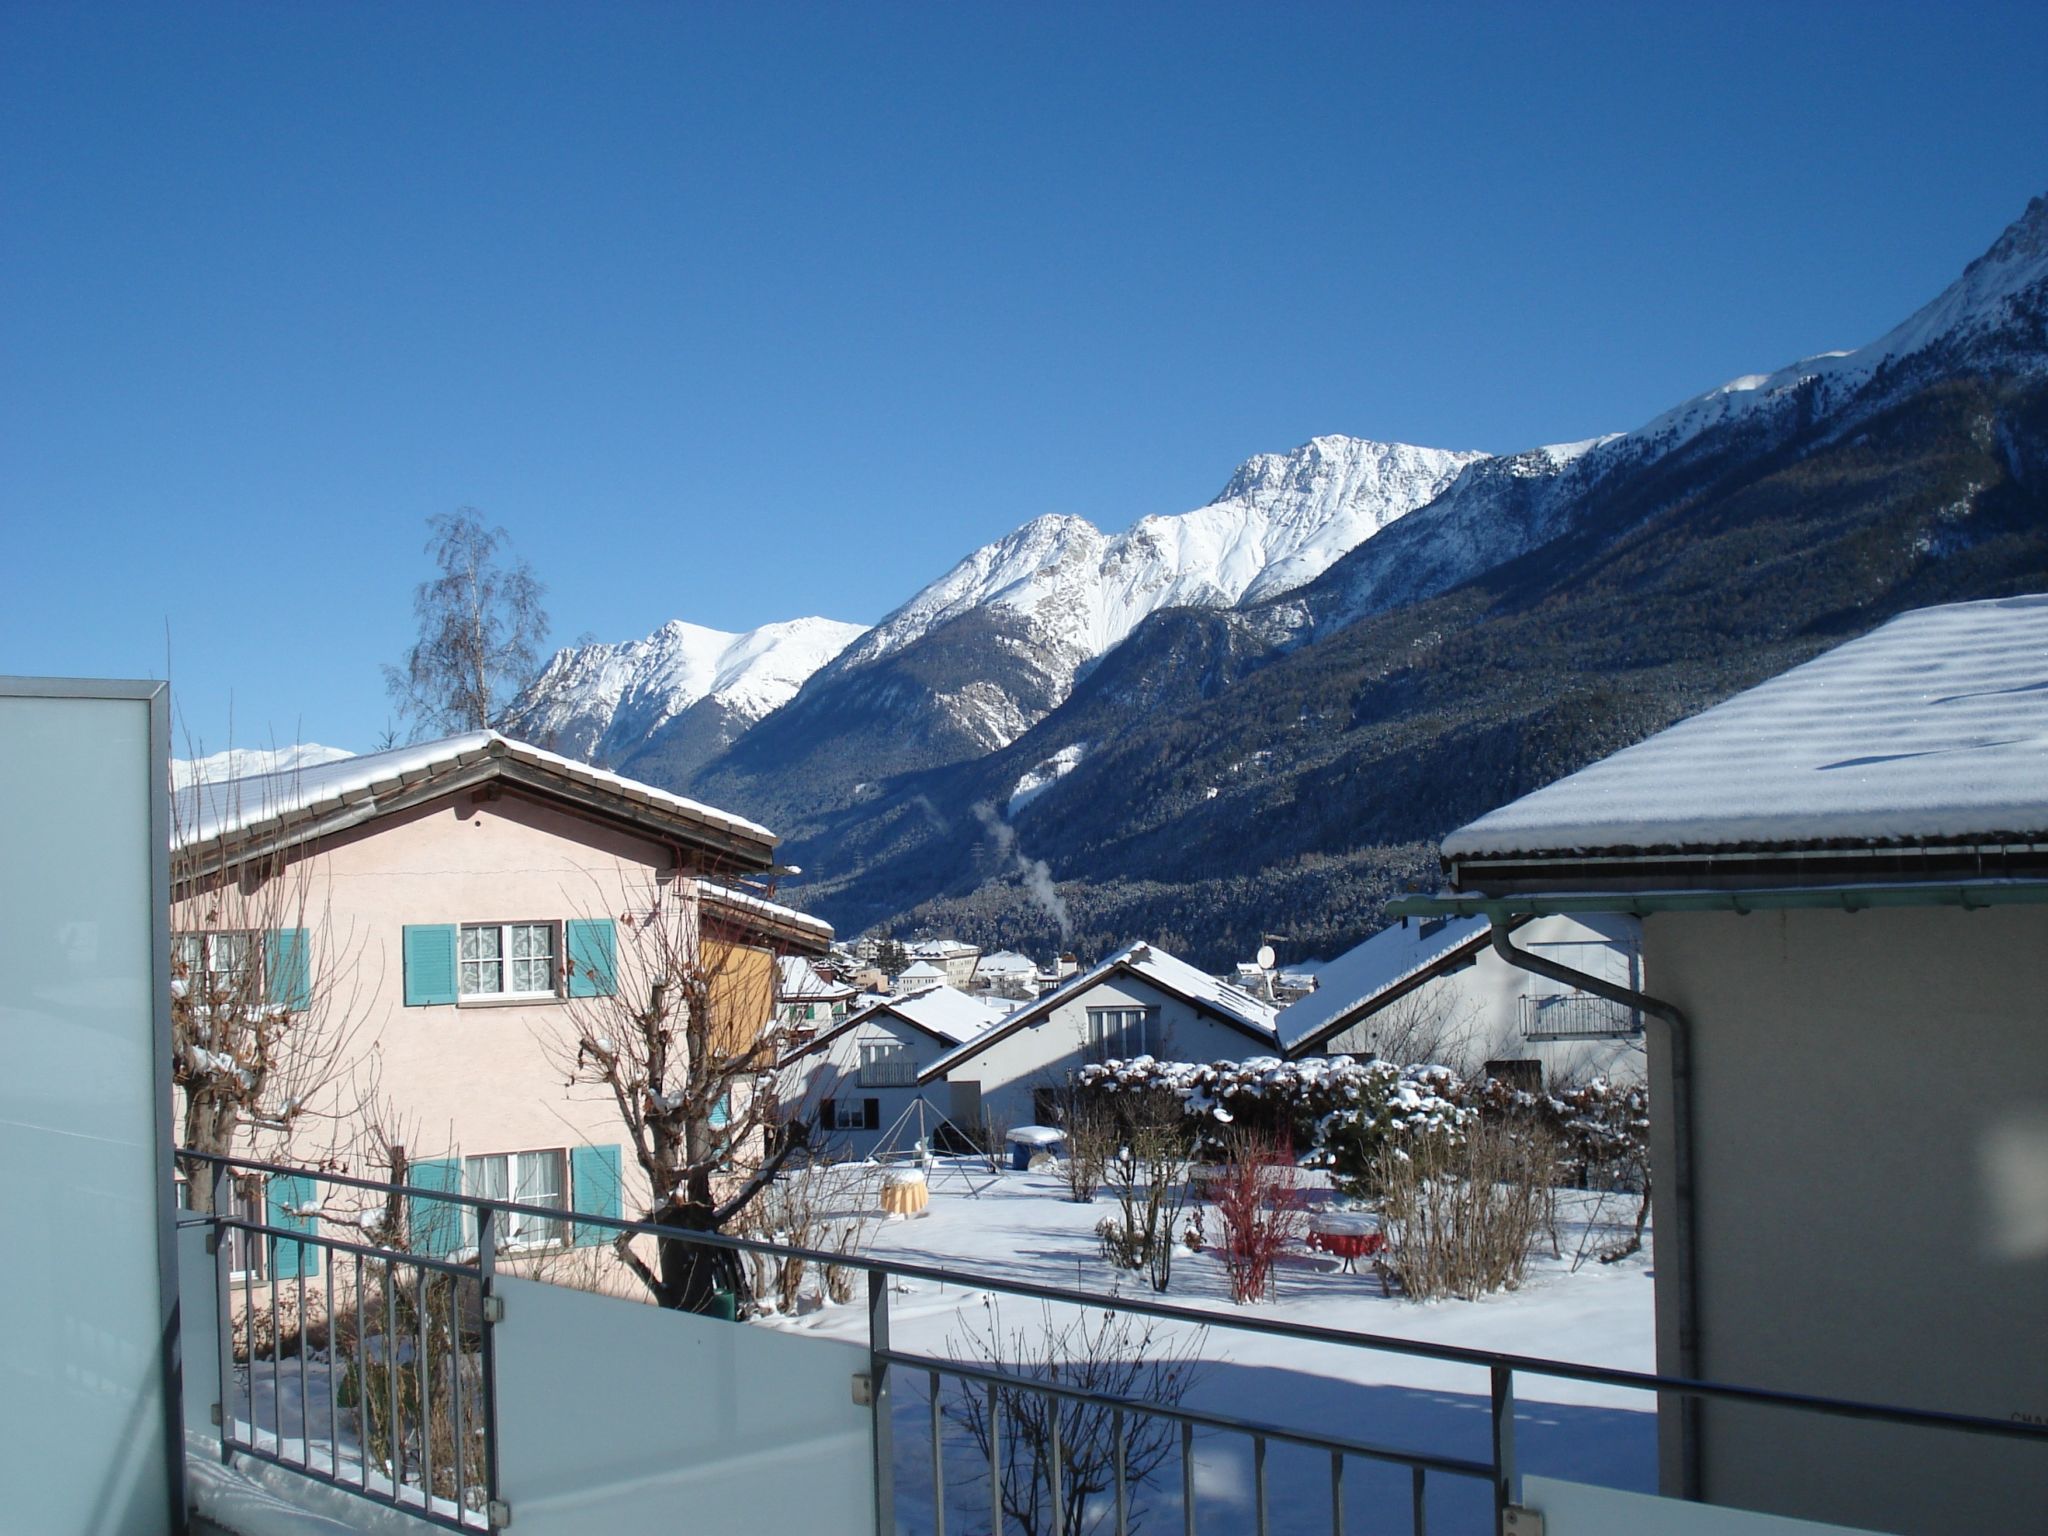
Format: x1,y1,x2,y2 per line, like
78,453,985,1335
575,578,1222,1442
1355,985,1483,1072
171,757,368,1213
545,873,808,1313
384,508,548,737
945,1299,1205,1536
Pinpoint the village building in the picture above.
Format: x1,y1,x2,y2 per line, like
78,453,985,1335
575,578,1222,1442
778,984,1009,1156
917,941,1279,1131
1397,594,2048,1535
172,731,829,1281
1277,912,1646,1087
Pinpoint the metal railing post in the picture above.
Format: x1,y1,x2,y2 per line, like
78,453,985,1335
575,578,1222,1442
868,1269,895,1536
478,1205,507,1529
211,1162,236,1465
1490,1364,1517,1529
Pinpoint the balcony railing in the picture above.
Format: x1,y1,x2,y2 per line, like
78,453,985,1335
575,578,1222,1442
179,1151,2046,1536
1519,991,1643,1041
859,1058,919,1087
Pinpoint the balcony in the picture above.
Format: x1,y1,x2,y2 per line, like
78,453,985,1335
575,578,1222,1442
164,1152,2048,1536
1519,992,1644,1042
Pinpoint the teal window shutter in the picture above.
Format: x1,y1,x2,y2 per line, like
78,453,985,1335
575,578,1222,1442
709,1091,731,1130
267,1174,320,1279
566,918,617,999
403,925,458,1006
570,1144,622,1248
408,1158,464,1257
265,928,312,1011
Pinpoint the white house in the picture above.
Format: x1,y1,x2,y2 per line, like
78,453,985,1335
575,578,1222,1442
1277,912,1646,1087
908,937,981,991
894,959,947,995
972,949,1041,1001
779,984,1009,1157
1401,594,2048,1534
776,954,857,1044
916,941,1280,1132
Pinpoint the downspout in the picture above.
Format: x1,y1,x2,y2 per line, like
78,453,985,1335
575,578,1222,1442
1487,920,1704,1501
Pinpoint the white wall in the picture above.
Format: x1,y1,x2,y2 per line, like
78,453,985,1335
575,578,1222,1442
785,1011,964,1157
1642,904,2048,1535
939,972,1274,1130
1324,914,1647,1086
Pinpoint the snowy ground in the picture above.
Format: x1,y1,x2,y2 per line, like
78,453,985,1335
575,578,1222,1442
776,1159,1660,1535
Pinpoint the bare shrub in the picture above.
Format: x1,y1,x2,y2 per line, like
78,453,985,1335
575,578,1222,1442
1212,1130,1307,1305
1374,1120,1561,1300
944,1300,1205,1536
1050,1084,1113,1204
1092,1090,1194,1292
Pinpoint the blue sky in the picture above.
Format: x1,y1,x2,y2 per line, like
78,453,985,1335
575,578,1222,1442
3,1,2044,755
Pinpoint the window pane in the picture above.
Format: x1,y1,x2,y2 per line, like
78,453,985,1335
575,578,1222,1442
210,932,250,976
512,956,551,994
510,924,551,960
514,1150,567,1245
173,935,204,975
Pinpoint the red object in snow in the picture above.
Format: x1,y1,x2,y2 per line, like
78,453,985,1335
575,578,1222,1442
1306,1226,1386,1271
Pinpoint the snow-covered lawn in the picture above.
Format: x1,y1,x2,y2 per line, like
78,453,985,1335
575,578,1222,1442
777,1160,1659,1534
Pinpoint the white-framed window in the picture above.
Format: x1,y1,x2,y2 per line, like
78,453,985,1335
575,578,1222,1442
1086,1006,1158,1062
859,1041,915,1087
174,930,259,993
463,1149,569,1249
459,922,557,1000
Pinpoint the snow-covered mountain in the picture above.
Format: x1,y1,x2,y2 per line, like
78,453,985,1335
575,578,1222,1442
786,435,1484,755
835,436,1483,683
1295,194,2048,636
503,616,868,766
171,743,355,790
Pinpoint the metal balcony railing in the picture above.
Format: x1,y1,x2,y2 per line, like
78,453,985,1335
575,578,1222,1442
859,1059,919,1087
1519,991,1644,1042
182,1150,2046,1536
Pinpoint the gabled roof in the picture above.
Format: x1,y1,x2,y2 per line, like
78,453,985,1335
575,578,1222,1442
777,954,856,1000
781,984,1010,1064
1445,596,2048,868
175,730,780,869
976,950,1038,974
1275,916,1500,1056
917,941,1277,1084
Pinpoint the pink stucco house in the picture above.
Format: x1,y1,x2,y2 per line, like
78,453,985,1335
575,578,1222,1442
171,730,829,1286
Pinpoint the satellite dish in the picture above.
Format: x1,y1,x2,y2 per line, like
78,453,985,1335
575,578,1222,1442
1256,944,1276,971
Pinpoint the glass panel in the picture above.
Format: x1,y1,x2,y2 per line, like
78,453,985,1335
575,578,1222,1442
511,923,550,960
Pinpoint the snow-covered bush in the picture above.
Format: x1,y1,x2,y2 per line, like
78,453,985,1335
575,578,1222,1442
1075,1054,1471,1172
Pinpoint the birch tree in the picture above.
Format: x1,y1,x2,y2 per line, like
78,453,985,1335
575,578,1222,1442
384,508,549,737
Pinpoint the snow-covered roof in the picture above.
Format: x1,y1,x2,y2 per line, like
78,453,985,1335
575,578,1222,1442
699,881,833,944
777,954,855,1000
782,984,1010,1063
976,950,1038,974
918,940,1277,1082
896,960,947,989
1446,596,2048,861
1274,916,1492,1053
174,729,777,852
893,985,1012,1045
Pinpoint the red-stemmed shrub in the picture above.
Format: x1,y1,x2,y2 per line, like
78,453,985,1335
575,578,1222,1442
1212,1129,1307,1304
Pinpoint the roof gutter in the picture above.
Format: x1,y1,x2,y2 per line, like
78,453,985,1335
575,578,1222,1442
1484,920,1704,1502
